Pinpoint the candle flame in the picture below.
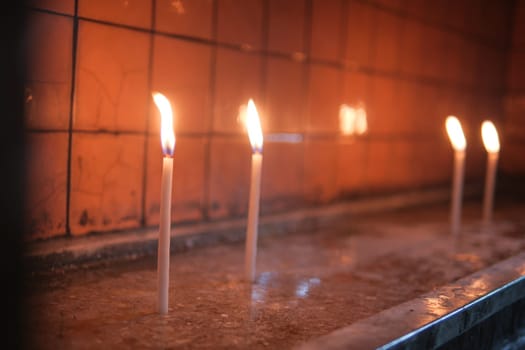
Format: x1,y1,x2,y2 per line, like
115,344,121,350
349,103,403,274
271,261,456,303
246,99,263,153
481,120,500,153
445,116,466,151
152,92,175,156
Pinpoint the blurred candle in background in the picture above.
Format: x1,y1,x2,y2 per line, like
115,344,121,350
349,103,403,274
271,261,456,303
481,121,500,226
355,104,368,135
152,92,175,315
244,99,264,283
445,116,467,237
339,103,367,136
339,104,357,135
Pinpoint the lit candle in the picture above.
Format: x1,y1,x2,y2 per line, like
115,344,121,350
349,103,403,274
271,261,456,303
152,92,175,315
445,116,467,237
244,99,264,282
481,121,500,226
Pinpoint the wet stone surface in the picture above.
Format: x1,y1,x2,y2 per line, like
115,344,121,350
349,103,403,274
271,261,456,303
24,200,525,349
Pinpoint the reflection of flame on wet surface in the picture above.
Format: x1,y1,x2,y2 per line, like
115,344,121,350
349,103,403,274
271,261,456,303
250,273,322,303
295,278,321,298
251,271,274,303
423,294,452,316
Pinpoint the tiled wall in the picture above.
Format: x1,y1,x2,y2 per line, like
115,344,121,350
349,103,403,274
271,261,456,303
504,0,525,174
25,0,515,240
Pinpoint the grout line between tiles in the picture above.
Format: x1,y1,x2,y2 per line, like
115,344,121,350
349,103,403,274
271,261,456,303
64,0,79,237
201,0,220,222
139,0,157,227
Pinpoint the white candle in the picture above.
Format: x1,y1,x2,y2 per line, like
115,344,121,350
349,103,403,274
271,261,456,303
244,99,264,282
158,156,173,314
481,121,500,225
445,116,467,237
152,92,175,315
451,149,465,236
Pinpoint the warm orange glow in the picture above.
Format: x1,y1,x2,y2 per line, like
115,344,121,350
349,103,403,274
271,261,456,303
355,106,368,135
445,116,466,151
246,99,263,153
339,105,356,135
481,121,500,153
152,92,175,156
340,104,367,136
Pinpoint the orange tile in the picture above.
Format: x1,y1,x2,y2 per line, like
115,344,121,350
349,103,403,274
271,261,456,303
268,0,305,53
399,20,422,76
482,1,512,43
368,76,398,135
500,142,525,174
445,89,471,126
306,65,341,133
465,137,485,180
207,137,251,220
155,0,213,40
478,48,505,91
365,140,392,190
442,33,462,84
342,71,369,106
444,1,470,33
213,48,263,133
374,0,404,10
217,0,263,48
426,1,447,24
25,12,72,130
504,101,525,131
512,0,525,49
145,136,206,226
30,0,74,14
345,1,375,67
389,140,415,188
69,133,144,235
465,0,486,36
372,11,401,72
508,53,525,91
311,0,343,61
432,90,453,134
443,35,478,86
412,139,451,185
412,84,443,134
25,132,68,239
79,0,152,28
152,35,212,134
336,139,367,195
75,21,150,131
264,57,305,133
261,142,304,213
403,0,426,19
304,140,338,203
460,40,479,86
475,98,503,129
396,80,419,134
420,25,446,80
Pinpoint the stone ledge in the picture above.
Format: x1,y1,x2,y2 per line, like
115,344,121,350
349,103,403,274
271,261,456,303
26,185,474,271
298,252,525,350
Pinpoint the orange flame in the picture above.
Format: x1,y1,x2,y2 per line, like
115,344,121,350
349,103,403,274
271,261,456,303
152,92,175,156
445,116,466,151
481,121,500,153
246,99,263,153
